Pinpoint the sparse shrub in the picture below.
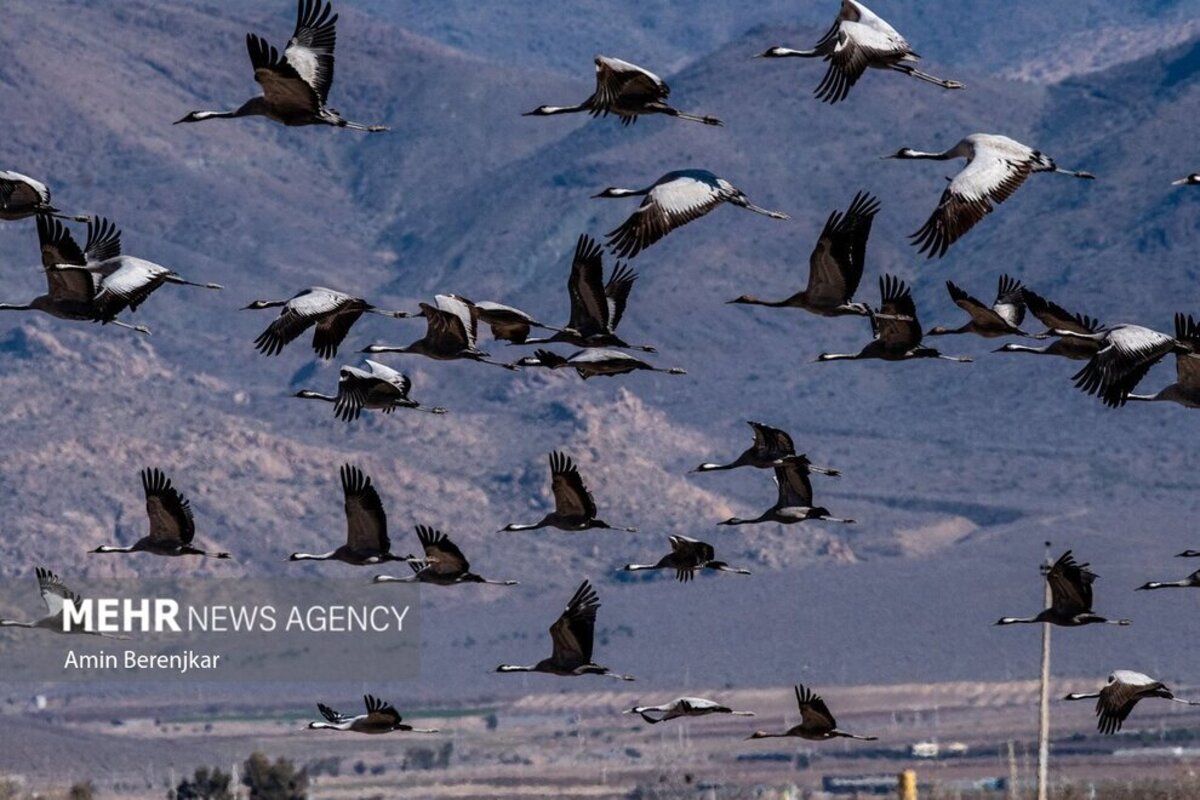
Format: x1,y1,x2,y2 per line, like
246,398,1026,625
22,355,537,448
69,782,96,800
241,752,308,800
171,765,233,800
302,757,340,778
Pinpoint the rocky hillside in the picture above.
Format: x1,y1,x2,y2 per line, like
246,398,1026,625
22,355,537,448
0,1,1197,700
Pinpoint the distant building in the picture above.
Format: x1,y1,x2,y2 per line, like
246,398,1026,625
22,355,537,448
822,774,897,795
909,740,969,759
911,741,940,758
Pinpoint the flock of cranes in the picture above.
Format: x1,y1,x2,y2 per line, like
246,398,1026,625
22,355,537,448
1,0,1197,752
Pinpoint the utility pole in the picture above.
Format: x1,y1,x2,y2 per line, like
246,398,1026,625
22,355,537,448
1037,540,1052,800
1007,740,1019,800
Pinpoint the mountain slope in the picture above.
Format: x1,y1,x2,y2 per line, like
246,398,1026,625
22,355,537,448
0,4,1198,700
346,0,1200,81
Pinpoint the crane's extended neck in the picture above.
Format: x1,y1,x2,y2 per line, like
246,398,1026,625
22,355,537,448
522,102,590,116
295,390,337,402
756,46,821,58
289,551,337,561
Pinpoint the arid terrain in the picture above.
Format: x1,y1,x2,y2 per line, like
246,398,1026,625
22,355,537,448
3,677,1200,798
2,1,1200,796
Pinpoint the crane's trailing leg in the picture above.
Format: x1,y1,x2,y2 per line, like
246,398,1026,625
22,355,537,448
892,64,964,90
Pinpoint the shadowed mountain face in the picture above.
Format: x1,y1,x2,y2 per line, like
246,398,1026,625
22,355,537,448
345,0,1200,81
0,1,1198,701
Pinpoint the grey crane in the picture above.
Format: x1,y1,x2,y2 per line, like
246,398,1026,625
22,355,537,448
625,697,755,725
693,420,841,474
295,360,447,420
996,550,1130,627
362,294,516,369
524,56,721,126
501,451,636,532
0,568,124,637
1137,569,1200,591
1064,671,1199,735
91,469,230,558
289,465,406,564
816,275,972,363
1127,314,1200,408
719,460,854,526
519,235,654,352
515,348,685,379
176,0,386,132
1064,317,1198,408
595,169,788,259
308,695,438,734
41,217,222,323
927,275,1034,338
621,535,751,582
728,191,879,317
437,296,565,345
883,133,1093,258
373,525,518,586
246,287,404,359
0,216,148,334
0,171,87,221
495,580,634,680
748,685,876,741
757,0,961,104
995,288,1103,360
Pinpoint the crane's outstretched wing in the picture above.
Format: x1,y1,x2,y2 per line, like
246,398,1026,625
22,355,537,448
1072,327,1176,408
1096,673,1162,735
992,274,1026,328
592,57,667,119
548,451,598,519
1174,313,1200,390
606,174,725,259
341,464,389,552
1046,551,1095,616
36,567,82,617
773,462,814,509
247,33,320,115
568,234,611,336
312,304,366,359
816,22,908,103
806,191,878,304
285,0,338,103
911,152,1033,258
362,693,402,727
318,702,349,724
548,580,599,666
416,525,470,576
795,684,838,730
874,274,921,351
1023,289,1100,336
141,468,196,545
